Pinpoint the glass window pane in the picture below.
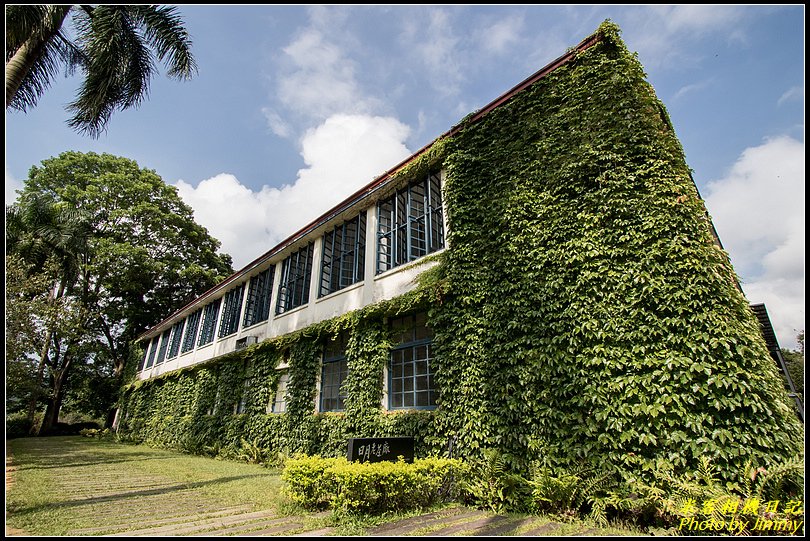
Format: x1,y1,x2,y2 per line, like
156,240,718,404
416,391,430,407
277,244,313,313
416,375,429,391
388,312,436,410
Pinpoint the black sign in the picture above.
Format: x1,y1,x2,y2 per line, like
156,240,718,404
347,437,414,463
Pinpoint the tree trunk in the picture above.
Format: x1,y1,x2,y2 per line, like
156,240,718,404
26,279,67,430
5,6,71,109
26,329,50,430
38,356,72,435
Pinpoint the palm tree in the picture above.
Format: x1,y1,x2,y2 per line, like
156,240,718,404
6,194,91,428
5,4,196,137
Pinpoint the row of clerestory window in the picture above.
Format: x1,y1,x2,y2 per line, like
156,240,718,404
139,173,444,373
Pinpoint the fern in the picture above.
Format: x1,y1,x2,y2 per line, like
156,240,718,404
464,449,531,513
754,454,804,502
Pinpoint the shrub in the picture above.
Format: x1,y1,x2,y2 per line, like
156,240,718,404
6,412,36,439
79,428,111,439
41,421,102,436
282,455,467,514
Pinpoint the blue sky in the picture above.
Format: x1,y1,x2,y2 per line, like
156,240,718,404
5,5,805,348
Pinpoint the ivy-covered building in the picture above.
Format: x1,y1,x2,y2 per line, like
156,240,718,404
119,22,803,478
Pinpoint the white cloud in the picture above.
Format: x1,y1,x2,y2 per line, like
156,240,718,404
261,107,292,138
276,27,378,121
623,5,747,68
400,9,463,97
704,135,805,349
653,4,746,35
777,85,804,107
5,169,24,205
672,79,714,100
478,13,525,55
175,114,411,270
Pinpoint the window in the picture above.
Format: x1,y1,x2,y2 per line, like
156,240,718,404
198,299,221,346
155,329,171,365
207,389,221,416
219,284,245,338
243,267,274,327
138,340,152,372
138,343,149,371
142,338,158,370
269,372,289,414
182,309,202,353
377,172,444,274
320,335,349,412
276,243,314,314
320,213,366,297
167,319,185,359
235,361,253,414
389,313,436,410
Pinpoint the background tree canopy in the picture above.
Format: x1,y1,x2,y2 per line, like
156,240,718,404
781,331,804,400
6,151,233,433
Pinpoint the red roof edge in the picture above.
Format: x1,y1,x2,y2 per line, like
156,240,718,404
138,30,603,341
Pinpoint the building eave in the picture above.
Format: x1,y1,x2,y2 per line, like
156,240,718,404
137,30,602,341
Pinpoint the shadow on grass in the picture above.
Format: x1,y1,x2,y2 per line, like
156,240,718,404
17,454,180,470
9,437,218,470
10,473,269,515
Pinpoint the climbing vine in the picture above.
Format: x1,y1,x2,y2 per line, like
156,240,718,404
429,20,802,479
119,21,802,484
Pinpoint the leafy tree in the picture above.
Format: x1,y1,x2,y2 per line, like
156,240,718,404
5,254,52,415
6,195,91,425
7,151,233,433
5,4,196,137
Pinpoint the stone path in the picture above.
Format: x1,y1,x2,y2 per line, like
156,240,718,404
369,507,600,537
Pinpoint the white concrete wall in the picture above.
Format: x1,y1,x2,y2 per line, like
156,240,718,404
138,197,446,381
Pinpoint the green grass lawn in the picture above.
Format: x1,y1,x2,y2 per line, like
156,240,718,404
6,436,646,537
6,436,295,535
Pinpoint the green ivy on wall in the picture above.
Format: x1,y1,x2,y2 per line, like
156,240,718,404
429,20,802,479
119,21,802,483
118,279,446,458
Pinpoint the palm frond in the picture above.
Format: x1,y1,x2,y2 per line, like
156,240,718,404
5,5,75,112
5,5,50,61
66,5,197,137
130,5,197,79
7,4,195,135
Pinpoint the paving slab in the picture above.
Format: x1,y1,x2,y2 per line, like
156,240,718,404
203,516,300,536
374,509,486,536
426,514,511,536
522,521,562,536
291,527,335,536
471,517,536,536
236,521,306,536
108,508,278,536
370,506,468,535
69,506,254,534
